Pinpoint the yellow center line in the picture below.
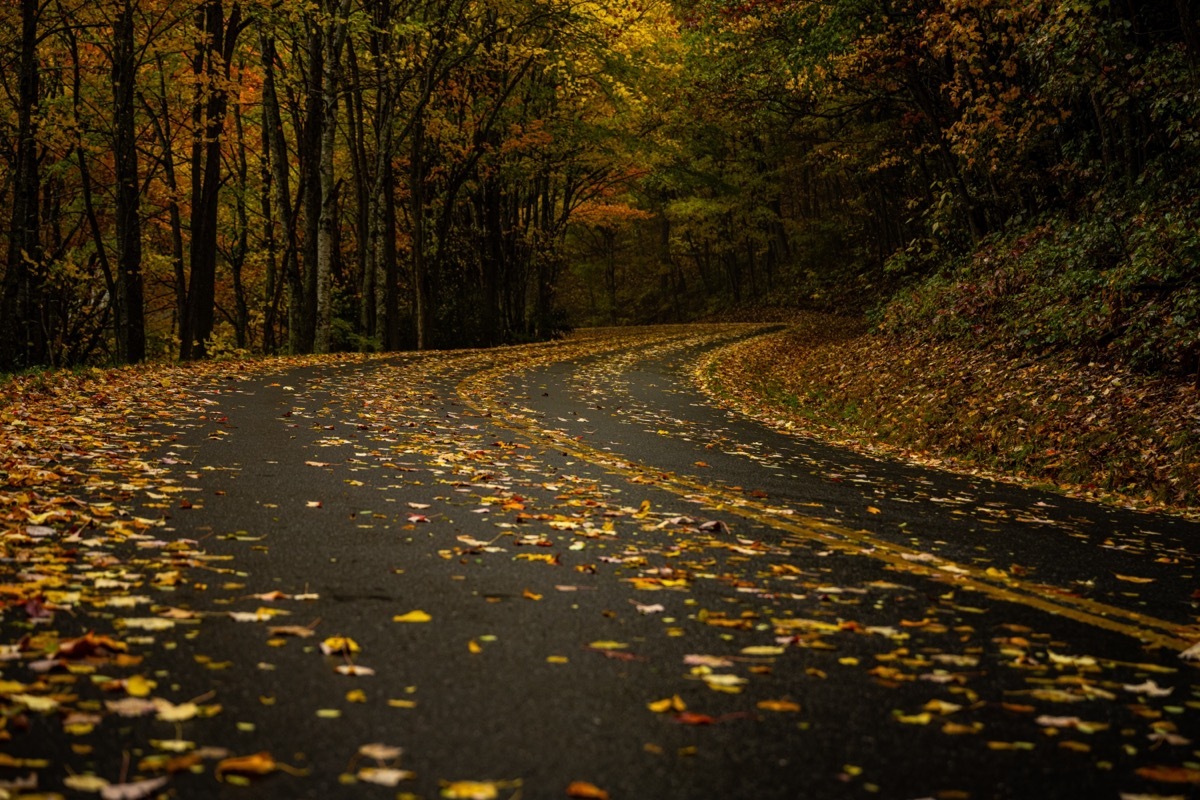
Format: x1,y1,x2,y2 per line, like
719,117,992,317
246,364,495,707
456,331,1198,653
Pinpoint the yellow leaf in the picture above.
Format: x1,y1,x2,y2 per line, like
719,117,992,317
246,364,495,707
588,641,627,650
522,589,542,601
12,693,58,713
152,699,199,722
468,640,482,654
320,636,361,655
125,675,156,698
648,695,686,713
894,712,932,725
388,699,417,709
1114,574,1155,584
922,699,963,715
866,506,881,514
393,610,432,623
63,774,110,792
346,690,367,703
441,780,501,799
741,646,785,656
546,656,569,664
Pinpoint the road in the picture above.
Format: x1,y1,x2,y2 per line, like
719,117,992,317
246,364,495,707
2,324,1198,799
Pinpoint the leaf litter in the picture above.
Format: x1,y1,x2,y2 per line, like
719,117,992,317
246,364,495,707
0,329,1197,798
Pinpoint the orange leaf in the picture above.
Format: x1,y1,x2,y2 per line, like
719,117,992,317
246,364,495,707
567,781,610,800
757,700,801,713
216,751,276,779
1135,765,1200,784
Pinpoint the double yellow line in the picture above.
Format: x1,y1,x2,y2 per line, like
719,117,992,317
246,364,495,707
457,331,1196,653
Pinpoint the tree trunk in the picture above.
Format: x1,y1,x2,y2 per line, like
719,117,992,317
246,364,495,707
259,28,304,355
112,0,145,363
298,21,323,353
411,123,433,350
181,0,243,359
314,0,351,354
1,0,44,370
381,162,401,350
230,93,252,348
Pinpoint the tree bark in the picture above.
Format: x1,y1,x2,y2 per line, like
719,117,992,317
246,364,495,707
314,0,352,354
112,0,145,363
181,0,244,359
1,0,45,370
259,27,304,355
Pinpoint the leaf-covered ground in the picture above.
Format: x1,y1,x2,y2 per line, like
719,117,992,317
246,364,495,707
0,329,1197,799
699,313,1200,516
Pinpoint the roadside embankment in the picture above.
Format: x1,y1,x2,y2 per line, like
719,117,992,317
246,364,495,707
698,312,1200,517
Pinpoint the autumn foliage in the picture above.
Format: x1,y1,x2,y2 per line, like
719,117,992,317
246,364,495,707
2,0,1198,380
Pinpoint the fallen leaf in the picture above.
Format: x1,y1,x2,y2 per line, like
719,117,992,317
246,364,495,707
1135,766,1200,784
216,752,277,779
684,654,734,668
393,610,432,623
741,645,785,656
336,665,376,677
648,695,687,713
757,700,801,712
566,781,610,799
269,624,317,638
358,767,413,787
105,698,157,717
1114,574,1155,584
99,776,169,800
442,780,503,799
922,699,963,715
320,636,361,655
1123,680,1173,697
359,743,403,761
153,699,200,723
64,774,110,792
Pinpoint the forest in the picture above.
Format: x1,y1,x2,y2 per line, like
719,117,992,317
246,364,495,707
2,0,1198,378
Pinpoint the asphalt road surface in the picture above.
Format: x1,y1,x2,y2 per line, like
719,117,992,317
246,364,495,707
3,324,1198,799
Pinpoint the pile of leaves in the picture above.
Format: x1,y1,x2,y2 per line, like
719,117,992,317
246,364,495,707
700,313,1200,514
